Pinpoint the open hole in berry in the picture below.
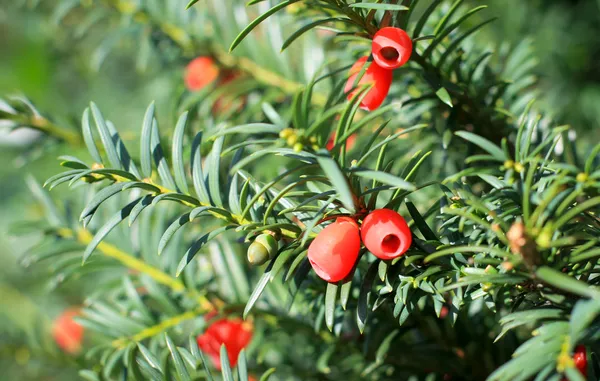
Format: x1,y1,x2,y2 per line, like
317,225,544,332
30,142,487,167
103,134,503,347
380,47,400,62
381,234,400,253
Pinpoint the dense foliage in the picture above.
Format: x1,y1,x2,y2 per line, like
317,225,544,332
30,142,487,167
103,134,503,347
2,0,600,380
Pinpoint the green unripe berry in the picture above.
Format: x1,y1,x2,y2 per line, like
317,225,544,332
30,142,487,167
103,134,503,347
293,143,304,152
247,234,278,266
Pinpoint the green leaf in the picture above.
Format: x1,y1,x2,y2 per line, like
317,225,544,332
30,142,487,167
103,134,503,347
455,131,505,160
137,343,163,371
83,198,141,263
357,260,378,333
349,3,408,11
340,275,353,310
375,330,399,364
165,334,191,381
325,282,338,332
229,0,301,52
425,245,509,262
106,120,141,178
435,87,453,107
80,182,128,221
259,368,276,381
406,200,437,240
238,350,249,381
351,169,416,190
220,345,234,381
158,213,191,255
140,102,155,179
195,344,214,381
413,0,442,37
244,259,275,319
172,111,190,194
128,194,154,226
208,136,225,207
191,132,211,204
316,150,355,213
437,18,496,68
176,226,235,276
535,267,600,299
185,0,200,9
90,102,122,170
150,119,177,190
81,107,103,164
282,18,347,52
214,123,281,137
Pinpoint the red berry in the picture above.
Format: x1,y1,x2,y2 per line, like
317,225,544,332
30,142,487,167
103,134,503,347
344,56,393,111
185,57,220,91
52,308,84,354
212,71,245,115
308,217,361,282
371,27,413,70
196,318,253,370
361,209,412,260
326,132,357,151
574,345,588,378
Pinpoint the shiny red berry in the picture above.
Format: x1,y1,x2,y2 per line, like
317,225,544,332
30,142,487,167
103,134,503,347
52,308,84,354
185,57,220,91
326,132,357,151
308,217,361,282
344,56,393,111
371,27,413,70
197,318,253,370
574,345,588,378
361,209,412,260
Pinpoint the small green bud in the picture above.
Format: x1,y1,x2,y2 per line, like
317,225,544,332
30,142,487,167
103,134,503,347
293,143,304,152
247,234,278,266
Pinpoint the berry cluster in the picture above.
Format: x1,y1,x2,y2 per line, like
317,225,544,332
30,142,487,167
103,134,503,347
308,209,412,282
344,27,413,111
279,128,320,152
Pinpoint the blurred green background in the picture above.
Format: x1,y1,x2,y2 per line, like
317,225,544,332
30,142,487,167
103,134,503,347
1,0,600,379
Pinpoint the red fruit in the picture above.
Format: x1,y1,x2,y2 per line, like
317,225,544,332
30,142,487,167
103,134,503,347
52,308,84,354
212,71,246,115
326,132,357,151
371,27,413,70
361,209,412,260
308,217,361,282
574,345,588,378
344,56,393,111
439,305,449,319
197,318,253,370
185,57,219,91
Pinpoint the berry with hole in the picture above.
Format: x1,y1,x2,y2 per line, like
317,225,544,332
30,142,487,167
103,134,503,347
371,27,413,70
344,56,393,111
361,209,412,260
308,217,361,282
